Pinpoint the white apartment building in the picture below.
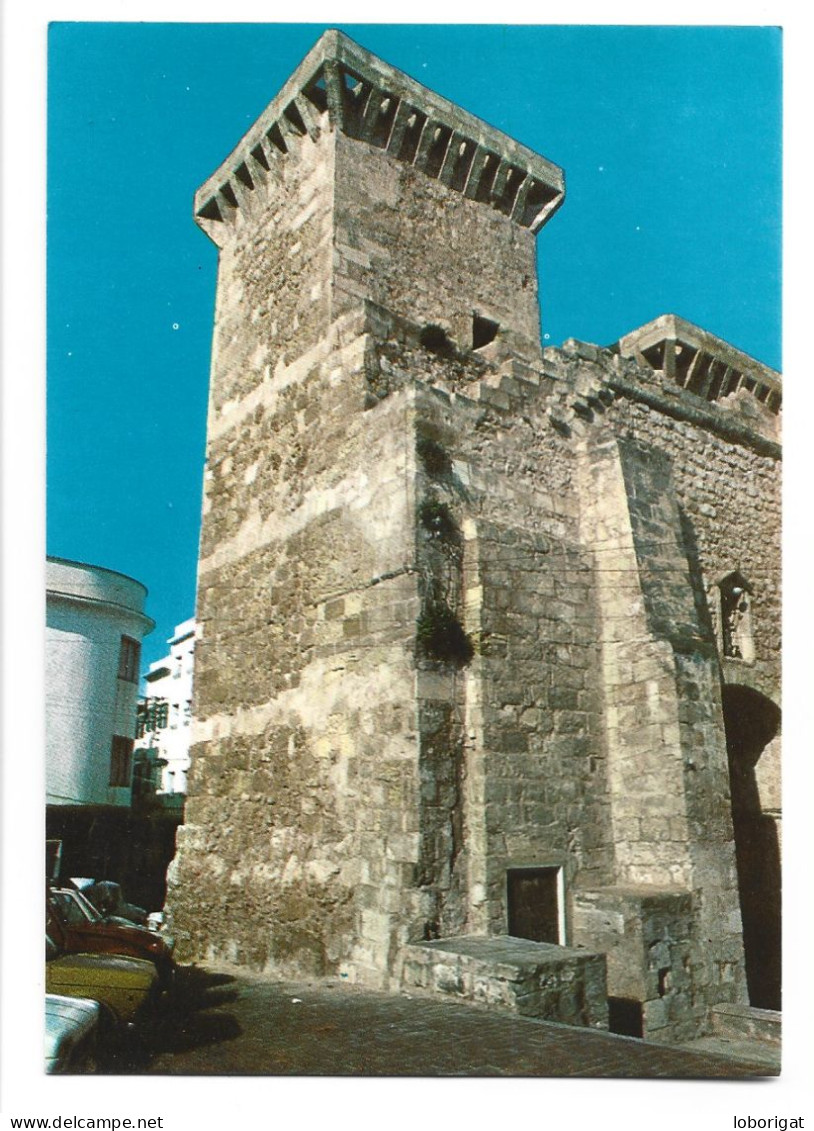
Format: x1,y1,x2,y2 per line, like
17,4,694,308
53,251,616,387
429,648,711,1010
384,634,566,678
46,557,155,807
135,618,196,799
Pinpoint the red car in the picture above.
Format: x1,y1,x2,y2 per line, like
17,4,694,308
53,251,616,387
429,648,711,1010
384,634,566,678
47,886,175,990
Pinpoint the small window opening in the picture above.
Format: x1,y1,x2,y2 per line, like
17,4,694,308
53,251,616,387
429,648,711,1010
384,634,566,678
472,314,499,350
506,867,562,944
118,636,140,683
419,324,453,355
658,967,670,997
719,572,754,662
109,735,134,788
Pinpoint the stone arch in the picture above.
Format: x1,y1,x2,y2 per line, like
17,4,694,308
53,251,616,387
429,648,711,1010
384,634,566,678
721,683,781,1010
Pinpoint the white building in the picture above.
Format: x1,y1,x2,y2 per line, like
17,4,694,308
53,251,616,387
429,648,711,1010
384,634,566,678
46,557,155,807
134,618,196,801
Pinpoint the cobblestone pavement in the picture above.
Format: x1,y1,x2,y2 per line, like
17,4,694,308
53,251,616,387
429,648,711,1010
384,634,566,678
104,965,778,1079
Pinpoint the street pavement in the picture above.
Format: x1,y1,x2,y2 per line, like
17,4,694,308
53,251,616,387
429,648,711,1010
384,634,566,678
109,964,778,1078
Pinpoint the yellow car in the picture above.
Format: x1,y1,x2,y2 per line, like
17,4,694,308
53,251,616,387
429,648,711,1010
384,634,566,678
46,934,159,1026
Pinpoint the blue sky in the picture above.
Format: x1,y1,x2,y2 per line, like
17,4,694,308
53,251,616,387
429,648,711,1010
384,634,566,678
47,23,782,670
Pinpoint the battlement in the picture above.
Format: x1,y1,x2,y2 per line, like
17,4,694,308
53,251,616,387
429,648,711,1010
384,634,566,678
195,29,564,237
616,314,781,416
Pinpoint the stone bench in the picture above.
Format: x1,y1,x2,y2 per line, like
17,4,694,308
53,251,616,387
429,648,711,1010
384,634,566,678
401,935,608,1030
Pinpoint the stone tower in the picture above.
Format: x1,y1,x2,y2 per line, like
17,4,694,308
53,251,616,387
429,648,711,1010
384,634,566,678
167,31,781,1042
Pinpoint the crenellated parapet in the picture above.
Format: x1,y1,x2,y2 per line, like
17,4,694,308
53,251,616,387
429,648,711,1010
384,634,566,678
195,29,564,241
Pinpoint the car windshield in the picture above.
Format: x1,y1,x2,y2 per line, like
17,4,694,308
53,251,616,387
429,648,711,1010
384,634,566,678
69,888,105,923
49,889,103,925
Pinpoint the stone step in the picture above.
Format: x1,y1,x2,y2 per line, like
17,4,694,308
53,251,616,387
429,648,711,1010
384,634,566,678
401,934,608,1030
677,1036,781,1074
709,1002,781,1046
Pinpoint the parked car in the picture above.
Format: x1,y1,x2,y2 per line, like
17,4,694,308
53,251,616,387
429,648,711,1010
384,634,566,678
70,879,148,926
45,993,101,1074
46,934,159,1027
47,886,175,989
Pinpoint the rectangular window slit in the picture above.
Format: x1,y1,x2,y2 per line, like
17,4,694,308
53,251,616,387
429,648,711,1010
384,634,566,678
109,736,134,788
118,636,140,683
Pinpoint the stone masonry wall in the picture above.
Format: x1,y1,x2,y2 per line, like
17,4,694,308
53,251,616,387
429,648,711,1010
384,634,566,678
333,131,542,359
168,313,425,982
203,125,336,414
168,34,780,1034
541,342,780,1036
546,343,780,692
376,331,779,1038
359,318,615,947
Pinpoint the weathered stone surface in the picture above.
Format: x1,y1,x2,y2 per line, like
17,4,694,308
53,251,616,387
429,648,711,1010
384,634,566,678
402,935,608,1029
165,30,781,1040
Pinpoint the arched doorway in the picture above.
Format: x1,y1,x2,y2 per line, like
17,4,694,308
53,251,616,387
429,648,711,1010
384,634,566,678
721,684,781,1010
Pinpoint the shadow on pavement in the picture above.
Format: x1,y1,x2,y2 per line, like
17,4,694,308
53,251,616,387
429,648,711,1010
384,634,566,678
98,965,243,1073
